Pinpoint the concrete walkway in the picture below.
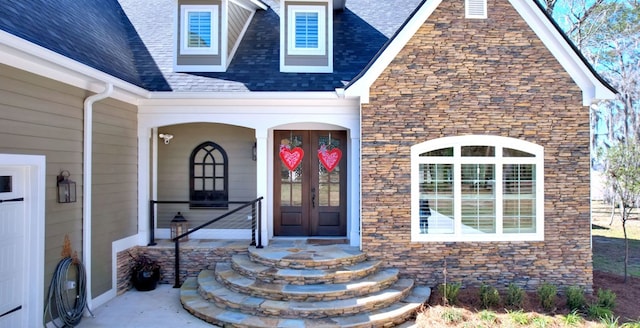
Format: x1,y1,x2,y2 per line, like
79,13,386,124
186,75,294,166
76,285,418,327
77,284,217,328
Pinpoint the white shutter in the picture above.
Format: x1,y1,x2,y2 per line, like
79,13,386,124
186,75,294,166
465,0,487,19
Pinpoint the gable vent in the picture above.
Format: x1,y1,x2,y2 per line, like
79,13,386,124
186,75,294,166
465,0,487,19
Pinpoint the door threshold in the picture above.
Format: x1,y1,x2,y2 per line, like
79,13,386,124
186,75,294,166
270,237,350,246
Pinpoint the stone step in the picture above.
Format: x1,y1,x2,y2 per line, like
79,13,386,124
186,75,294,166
216,262,399,301
181,277,431,328
196,270,415,319
248,243,367,269
231,254,382,285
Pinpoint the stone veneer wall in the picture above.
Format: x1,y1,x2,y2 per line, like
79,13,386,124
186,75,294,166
360,0,592,291
116,243,248,295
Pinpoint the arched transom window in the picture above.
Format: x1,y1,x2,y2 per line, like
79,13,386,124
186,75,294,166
190,141,228,208
411,135,544,242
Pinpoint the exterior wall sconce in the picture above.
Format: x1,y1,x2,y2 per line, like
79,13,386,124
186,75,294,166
252,142,257,161
57,170,77,203
170,212,189,241
159,133,174,144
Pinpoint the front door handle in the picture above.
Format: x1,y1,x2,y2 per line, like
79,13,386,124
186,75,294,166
311,187,316,208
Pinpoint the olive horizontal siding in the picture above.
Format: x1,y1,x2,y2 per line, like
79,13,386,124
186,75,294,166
0,64,86,300
156,123,256,229
0,63,140,301
91,99,138,296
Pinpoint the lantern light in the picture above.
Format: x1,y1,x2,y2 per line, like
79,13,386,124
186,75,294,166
170,212,189,241
57,170,76,203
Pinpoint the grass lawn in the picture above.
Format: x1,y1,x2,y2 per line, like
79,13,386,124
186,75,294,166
592,200,640,278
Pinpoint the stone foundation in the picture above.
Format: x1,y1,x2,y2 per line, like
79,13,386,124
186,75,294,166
116,240,250,294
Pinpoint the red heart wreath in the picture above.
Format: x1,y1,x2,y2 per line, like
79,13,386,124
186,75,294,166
318,146,342,172
279,146,304,171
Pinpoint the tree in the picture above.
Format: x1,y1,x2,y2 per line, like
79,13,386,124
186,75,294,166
583,2,640,143
539,1,640,165
604,138,640,283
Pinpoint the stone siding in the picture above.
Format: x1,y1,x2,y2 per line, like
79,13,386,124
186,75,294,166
116,242,249,294
360,0,592,291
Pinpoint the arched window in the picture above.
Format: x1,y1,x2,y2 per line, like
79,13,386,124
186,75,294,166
411,136,544,242
190,141,228,208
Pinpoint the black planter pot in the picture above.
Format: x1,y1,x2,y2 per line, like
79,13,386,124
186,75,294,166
132,268,160,291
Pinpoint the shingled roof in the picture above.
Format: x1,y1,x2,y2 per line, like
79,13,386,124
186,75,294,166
0,0,420,92
117,0,422,91
0,0,614,95
0,0,171,91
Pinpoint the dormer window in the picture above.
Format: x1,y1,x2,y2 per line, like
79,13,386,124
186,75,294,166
280,0,332,73
287,6,326,56
175,0,267,73
180,5,219,55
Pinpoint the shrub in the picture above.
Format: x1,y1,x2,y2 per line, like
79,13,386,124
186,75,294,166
440,307,463,324
531,315,552,328
505,283,525,309
537,282,557,312
597,288,616,310
565,285,586,311
479,309,497,324
438,282,461,305
561,310,583,326
588,304,614,320
479,284,500,309
507,309,530,325
599,314,620,328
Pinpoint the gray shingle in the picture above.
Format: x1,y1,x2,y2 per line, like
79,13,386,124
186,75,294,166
0,0,170,91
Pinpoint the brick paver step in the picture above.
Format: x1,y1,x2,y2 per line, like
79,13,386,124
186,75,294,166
231,254,382,285
216,262,399,301
181,277,431,328
196,270,415,319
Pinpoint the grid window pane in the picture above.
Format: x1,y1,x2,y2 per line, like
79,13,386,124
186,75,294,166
190,141,228,207
461,146,495,157
461,164,496,233
420,148,453,157
503,164,536,233
419,163,454,234
187,11,211,48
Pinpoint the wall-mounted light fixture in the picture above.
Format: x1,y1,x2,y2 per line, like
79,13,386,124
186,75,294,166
57,170,77,203
252,142,257,161
159,133,174,144
170,212,189,241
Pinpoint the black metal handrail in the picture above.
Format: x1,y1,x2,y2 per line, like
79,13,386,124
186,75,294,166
148,197,263,287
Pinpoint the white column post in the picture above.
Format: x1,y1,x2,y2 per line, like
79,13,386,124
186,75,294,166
349,134,361,247
255,128,269,246
138,127,151,245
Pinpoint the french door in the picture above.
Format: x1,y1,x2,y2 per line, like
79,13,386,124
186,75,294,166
274,130,347,236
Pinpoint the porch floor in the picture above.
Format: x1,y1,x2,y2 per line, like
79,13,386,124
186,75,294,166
78,239,422,327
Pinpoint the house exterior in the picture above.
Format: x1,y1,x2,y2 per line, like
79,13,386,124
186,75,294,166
0,0,615,326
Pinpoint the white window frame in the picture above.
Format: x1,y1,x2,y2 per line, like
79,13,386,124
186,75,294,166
287,5,326,56
411,135,544,242
180,5,219,55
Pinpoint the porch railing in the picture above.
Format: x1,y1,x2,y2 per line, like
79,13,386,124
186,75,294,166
148,197,264,287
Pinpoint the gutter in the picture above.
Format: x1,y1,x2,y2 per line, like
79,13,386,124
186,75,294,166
83,83,114,313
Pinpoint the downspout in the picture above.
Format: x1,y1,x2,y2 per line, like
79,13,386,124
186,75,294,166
83,83,114,313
